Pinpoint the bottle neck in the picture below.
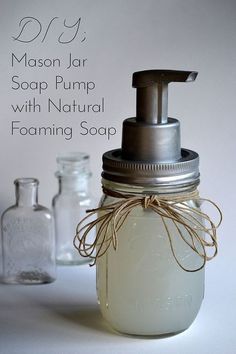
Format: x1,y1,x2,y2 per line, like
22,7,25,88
15,178,38,207
58,175,90,194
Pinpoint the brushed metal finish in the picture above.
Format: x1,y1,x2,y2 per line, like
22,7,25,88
102,70,199,187
122,117,181,163
102,149,199,186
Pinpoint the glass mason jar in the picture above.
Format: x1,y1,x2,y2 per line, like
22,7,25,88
96,179,205,336
1,178,56,284
52,152,92,265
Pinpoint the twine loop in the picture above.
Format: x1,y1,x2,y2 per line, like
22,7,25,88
73,187,222,272
143,195,160,208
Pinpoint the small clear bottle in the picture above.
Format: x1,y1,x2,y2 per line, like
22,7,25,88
1,178,56,284
52,152,92,265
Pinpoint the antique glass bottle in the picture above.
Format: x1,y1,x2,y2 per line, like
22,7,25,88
1,178,56,284
53,152,92,265
96,70,205,335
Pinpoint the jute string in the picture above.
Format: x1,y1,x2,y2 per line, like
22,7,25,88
73,187,222,272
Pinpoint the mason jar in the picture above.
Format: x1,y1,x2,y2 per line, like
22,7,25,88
96,178,204,336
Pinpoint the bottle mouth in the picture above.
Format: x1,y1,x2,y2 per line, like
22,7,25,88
56,152,89,164
14,178,39,186
55,152,91,177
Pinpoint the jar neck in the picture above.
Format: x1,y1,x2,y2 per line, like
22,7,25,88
58,175,90,194
15,178,38,207
102,178,199,195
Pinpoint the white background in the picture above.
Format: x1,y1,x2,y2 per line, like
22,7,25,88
0,0,236,353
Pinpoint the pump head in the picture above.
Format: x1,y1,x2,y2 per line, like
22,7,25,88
133,70,197,124
102,70,200,186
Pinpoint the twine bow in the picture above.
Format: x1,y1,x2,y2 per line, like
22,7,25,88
73,188,222,272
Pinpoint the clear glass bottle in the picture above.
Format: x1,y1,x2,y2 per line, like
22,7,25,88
52,152,92,265
1,178,56,284
95,70,206,336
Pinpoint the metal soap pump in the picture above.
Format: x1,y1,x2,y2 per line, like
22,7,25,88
75,70,220,337
103,70,199,186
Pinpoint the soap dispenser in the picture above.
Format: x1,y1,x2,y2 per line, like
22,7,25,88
74,70,221,336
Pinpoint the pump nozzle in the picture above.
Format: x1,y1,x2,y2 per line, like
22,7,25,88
121,70,198,163
133,70,198,125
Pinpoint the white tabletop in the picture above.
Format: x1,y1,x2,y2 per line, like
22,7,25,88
0,263,235,354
